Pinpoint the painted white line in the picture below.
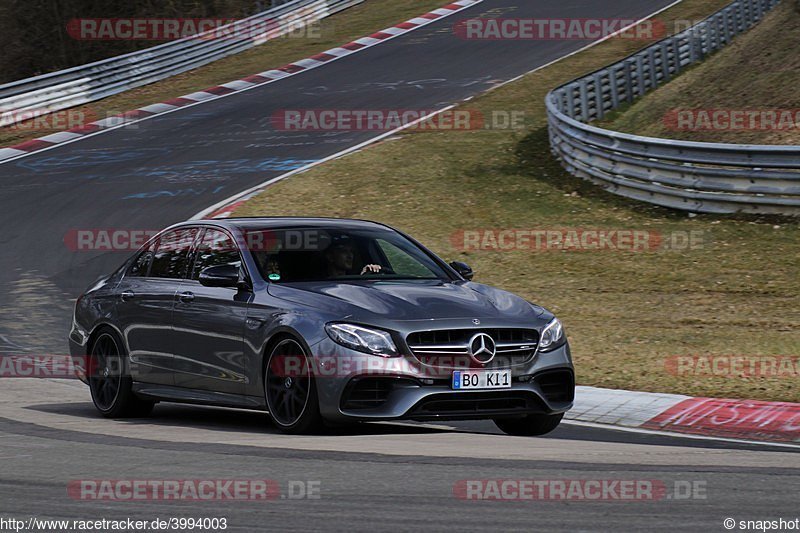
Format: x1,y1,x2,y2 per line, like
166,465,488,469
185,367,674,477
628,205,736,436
0,0,485,167
562,420,799,450
193,0,684,220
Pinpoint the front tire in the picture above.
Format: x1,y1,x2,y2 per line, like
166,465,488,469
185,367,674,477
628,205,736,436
264,338,324,434
493,413,563,436
88,329,154,418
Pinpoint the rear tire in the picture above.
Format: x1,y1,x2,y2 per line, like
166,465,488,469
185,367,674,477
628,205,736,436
264,338,324,434
88,329,155,418
493,413,563,436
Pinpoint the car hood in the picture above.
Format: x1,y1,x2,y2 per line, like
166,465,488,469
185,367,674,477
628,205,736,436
266,280,543,322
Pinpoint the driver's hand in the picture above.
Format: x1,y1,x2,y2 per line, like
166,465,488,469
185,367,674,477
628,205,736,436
360,264,382,275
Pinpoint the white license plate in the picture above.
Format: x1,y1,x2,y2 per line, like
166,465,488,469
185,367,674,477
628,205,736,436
452,370,512,390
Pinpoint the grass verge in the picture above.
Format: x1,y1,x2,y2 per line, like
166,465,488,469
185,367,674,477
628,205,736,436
0,0,447,148
599,1,800,144
233,0,800,402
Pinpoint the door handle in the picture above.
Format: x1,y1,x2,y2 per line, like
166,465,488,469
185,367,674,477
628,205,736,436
120,290,135,302
178,291,195,303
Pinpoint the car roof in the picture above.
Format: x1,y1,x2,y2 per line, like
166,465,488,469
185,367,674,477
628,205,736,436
169,217,393,232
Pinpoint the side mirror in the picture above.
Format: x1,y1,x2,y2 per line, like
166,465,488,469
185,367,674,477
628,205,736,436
199,264,241,288
449,261,474,281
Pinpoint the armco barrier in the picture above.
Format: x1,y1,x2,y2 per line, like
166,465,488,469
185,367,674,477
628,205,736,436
546,0,800,215
0,0,362,127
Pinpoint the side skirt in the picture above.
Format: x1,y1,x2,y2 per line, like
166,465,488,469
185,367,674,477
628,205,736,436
132,383,266,411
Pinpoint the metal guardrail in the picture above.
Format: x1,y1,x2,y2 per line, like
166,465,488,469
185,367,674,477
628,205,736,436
546,0,800,215
0,0,362,127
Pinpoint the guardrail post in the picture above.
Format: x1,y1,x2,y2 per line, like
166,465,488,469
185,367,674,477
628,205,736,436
593,73,605,120
660,41,671,80
722,10,731,44
695,22,707,57
647,48,658,89
609,67,620,109
711,14,720,48
635,55,646,96
566,84,577,119
733,3,742,32
673,38,683,72
579,80,590,122
742,0,753,26
624,59,635,102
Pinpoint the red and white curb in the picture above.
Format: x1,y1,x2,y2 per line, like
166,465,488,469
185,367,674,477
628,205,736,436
568,386,800,445
0,0,483,165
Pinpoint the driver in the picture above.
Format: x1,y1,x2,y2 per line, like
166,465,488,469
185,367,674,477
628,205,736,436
324,237,382,277
254,253,281,280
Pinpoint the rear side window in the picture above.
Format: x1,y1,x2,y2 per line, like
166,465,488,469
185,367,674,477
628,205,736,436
149,228,199,279
190,228,242,280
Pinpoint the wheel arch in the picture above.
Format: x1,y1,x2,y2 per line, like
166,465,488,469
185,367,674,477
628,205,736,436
86,322,127,354
259,327,313,389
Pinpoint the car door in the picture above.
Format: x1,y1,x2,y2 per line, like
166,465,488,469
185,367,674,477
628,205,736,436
171,227,251,394
114,226,200,386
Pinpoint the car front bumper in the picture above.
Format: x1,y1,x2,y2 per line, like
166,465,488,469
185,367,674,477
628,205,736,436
309,338,574,423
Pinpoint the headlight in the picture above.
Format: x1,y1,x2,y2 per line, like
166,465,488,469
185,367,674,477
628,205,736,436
539,318,565,352
325,323,399,358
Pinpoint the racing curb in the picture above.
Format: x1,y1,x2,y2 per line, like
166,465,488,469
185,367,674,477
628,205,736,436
567,386,800,445
0,0,482,164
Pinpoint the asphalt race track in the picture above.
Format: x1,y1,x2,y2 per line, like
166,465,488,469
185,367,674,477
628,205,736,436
1,379,798,530
1,0,798,530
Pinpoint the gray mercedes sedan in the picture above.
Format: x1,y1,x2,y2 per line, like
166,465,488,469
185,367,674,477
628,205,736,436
69,218,574,435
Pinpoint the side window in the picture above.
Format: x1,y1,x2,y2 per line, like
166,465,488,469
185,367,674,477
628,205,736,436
191,228,242,280
149,228,199,279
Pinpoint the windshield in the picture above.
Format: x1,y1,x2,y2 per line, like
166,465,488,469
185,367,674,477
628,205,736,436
247,226,451,283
